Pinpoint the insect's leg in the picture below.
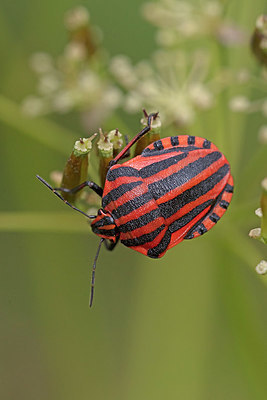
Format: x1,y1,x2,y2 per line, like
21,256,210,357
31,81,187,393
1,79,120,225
55,181,103,197
36,175,96,219
104,237,119,251
89,238,104,308
110,110,159,166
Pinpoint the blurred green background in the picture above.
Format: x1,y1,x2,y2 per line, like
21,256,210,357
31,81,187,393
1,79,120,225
1,1,267,399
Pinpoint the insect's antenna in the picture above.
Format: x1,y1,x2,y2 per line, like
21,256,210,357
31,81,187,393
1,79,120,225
89,238,104,308
36,175,96,220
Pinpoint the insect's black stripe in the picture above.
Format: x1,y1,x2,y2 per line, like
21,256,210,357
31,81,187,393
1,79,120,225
171,136,179,146
106,166,139,181
159,164,229,220
141,146,199,157
102,180,142,207
197,223,208,235
220,200,229,209
148,151,222,199
203,139,211,149
153,140,164,151
184,193,223,240
140,153,188,179
121,224,165,247
169,199,214,234
147,229,172,258
92,227,117,236
188,136,195,145
225,183,234,193
118,208,161,233
209,213,220,223
111,191,152,218
185,233,194,239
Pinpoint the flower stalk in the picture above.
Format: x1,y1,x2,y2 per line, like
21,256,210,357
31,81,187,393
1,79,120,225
60,134,96,202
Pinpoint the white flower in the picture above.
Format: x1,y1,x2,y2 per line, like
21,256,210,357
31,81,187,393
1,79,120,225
111,49,216,127
52,91,74,113
64,6,90,31
64,42,87,62
21,96,48,116
229,96,250,112
30,52,54,74
188,83,213,109
262,100,267,117
255,208,263,218
38,73,60,95
258,125,267,144
249,228,262,239
255,260,267,275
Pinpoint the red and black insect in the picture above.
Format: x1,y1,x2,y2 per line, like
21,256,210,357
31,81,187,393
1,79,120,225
37,112,234,306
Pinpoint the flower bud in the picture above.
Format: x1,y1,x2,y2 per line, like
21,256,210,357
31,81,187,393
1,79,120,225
97,129,113,187
61,134,96,202
107,129,123,157
135,111,161,156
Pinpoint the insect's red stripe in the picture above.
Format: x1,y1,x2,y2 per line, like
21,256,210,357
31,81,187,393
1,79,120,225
117,208,161,233
113,200,158,226
143,135,217,152
120,218,164,239
158,164,229,225
153,158,228,209
97,224,116,231
164,169,230,226
102,179,142,207
147,228,171,258
143,151,222,188
121,224,165,247
187,176,234,239
168,204,215,247
106,187,151,215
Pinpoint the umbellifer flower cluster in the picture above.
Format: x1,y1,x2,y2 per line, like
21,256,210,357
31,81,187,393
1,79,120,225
22,6,121,130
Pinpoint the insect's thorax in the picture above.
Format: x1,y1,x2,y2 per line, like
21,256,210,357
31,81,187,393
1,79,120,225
91,209,119,242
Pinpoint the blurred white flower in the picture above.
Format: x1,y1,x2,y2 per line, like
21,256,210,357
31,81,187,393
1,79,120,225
249,227,262,239
142,0,244,46
64,6,90,31
229,96,250,112
21,95,48,116
258,125,267,143
22,6,121,129
111,49,218,127
255,260,267,275
30,52,54,74
64,42,87,62
38,73,60,95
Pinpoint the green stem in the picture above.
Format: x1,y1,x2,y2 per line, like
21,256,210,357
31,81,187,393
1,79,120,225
0,211,91,233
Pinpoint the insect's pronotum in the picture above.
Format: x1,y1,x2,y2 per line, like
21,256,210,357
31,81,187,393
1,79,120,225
37,112,234,306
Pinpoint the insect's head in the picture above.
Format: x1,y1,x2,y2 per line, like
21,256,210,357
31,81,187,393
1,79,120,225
91,209,119,242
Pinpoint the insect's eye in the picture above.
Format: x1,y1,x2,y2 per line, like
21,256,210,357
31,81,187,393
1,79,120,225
98,209,103,216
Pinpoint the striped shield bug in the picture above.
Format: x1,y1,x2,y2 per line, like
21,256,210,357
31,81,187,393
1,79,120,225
37,112,234,306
